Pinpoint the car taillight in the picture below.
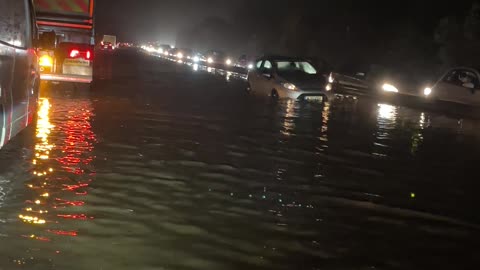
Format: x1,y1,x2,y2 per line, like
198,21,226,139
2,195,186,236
86,51,92,60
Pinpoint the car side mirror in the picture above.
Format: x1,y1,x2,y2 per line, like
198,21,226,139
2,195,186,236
462,82,475,89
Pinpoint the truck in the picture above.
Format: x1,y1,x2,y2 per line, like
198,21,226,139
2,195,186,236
101,35,117,50
34,0,95,85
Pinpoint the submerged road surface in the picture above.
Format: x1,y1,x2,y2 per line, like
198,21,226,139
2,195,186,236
1,48,480,270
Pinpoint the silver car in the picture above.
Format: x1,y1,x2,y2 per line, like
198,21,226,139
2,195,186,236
422,67,480,106
247,56,334,101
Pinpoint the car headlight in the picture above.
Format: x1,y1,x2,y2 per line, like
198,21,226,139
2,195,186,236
193,56,200,62
283,83,296,90
226,59,232,65
207,57,213,63
247,63,254,70
382,83,399,93
164,51,169,56
328,73,334,83
177,52,183,59
424,87,432,96
326,83,332,91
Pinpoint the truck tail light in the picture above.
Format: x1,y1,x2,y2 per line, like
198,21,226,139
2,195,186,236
68,49,93,61
69,49,80,58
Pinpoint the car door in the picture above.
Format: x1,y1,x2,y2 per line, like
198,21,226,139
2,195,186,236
248,59,263,91
256,60,274,96
434,69,480,105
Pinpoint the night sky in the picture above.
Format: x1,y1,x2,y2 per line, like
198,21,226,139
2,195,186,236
96,0,476,46
96,0,234,44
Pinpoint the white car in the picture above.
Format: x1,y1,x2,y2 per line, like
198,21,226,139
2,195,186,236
422,67,480,106
247,56,334,101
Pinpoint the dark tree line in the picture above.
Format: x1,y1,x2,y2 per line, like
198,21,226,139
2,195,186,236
176,0,480,75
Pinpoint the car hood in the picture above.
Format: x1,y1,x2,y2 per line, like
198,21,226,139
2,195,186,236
280,73,327,90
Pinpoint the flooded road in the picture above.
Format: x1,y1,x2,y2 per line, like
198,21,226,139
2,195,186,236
1,49,480,269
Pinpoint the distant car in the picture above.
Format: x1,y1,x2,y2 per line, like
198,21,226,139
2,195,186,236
157,44,171,55
101,42,113,51
205,50,232,66
421,67,480,106
331,64,431,98
235,54,255,69
1,0,40,149
191,52,206,63
247,56,334,101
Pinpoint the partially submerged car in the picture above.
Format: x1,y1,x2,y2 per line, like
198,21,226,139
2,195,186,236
421,67,480,106
247,56,334,101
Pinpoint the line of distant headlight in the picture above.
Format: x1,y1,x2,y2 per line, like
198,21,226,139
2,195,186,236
141,46,254,70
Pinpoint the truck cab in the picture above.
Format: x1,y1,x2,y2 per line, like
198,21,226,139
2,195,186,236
34,0,95,85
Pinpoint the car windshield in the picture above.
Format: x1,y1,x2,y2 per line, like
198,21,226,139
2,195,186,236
276,61,317,75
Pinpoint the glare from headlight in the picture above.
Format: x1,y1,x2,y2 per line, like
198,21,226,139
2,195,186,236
226,59,232,65
164,51,169,56
424,87,432,96
193,56,200,62
207,57,213,63
382,83,399,93
177,52,183,59
326,83,332,91
283,83,296,90
158,48,164,54
247,63,254,69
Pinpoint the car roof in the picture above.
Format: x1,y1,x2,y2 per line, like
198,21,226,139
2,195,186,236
261,55,310,62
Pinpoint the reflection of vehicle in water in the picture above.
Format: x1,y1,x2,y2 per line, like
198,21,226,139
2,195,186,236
420,67,480,106
0,0,40,150
247,56,334,101
34,0,95,85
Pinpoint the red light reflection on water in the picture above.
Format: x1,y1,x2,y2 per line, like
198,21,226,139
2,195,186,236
18,97,96,241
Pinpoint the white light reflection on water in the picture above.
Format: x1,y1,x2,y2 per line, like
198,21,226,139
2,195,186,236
373,104,398,157
280,99,296,137
318,101,331,151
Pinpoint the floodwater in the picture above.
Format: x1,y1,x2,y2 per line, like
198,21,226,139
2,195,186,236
1,49,480,269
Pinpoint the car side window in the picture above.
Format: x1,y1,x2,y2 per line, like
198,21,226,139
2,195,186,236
0,0,28,48
255,60,263,70
263,60,273,70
